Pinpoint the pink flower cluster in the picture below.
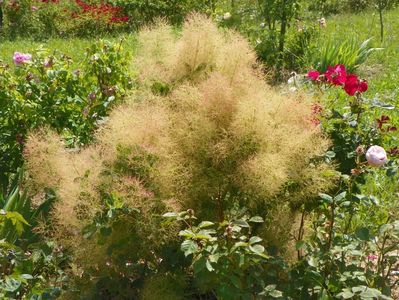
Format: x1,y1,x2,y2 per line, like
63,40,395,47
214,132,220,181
13,52,32,65
307,64,368,96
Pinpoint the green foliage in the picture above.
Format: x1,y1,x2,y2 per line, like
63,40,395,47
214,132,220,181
216,0,315,78
0,39,131,173
299,54,399,298
165,211,284,299
309,38,381,73
305,0,399,15
108,0,216,27
0,240,67,299
1,0,130,39
10,9,399,299
287,188,398,299
22,17,333,298
0,170,66,299
0,170,55,245
1,0,33,39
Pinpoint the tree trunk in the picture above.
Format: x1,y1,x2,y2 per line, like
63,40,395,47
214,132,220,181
277,0,288,77
379,6,384,42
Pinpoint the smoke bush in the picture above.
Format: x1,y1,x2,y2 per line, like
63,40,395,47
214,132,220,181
24,15,335,297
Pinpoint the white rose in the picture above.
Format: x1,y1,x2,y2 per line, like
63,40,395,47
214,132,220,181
223,12,231,20
366,145,387,167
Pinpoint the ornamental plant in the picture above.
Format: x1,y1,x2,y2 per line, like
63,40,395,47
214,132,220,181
23,16,334,298
0,170,67,299
299,63,399,298
0,39,131,178
307,64,368,97
164,211,282,299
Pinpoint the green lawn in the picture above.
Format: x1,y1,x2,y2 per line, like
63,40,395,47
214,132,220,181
0,33,137,65
1,10,397,99
322,8,399,97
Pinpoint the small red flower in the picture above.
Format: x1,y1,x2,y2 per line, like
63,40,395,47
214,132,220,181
325,64,347,86
343,74,368,96
307,70,320,81
310,103,323,126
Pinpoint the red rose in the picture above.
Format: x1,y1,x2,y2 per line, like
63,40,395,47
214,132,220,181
307,70,320,81
343,74,368,96
325,64,347,86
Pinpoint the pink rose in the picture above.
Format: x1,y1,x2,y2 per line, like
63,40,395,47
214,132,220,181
13,52,32,65
366,145,387,167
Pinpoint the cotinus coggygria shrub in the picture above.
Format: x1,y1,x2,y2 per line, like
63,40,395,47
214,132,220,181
23,15,335,298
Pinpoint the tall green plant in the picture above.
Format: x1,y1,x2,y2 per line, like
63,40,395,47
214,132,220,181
310,38,381,73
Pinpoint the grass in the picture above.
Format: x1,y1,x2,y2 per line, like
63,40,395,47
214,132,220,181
0,33,137,65
321,8,399,97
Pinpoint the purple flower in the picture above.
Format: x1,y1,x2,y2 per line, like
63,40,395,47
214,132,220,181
13,52,32,65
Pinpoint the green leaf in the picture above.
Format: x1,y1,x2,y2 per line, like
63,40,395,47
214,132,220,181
337,290,355,299
233,220,250,228
359,288,382,298
308,256,318,267
205,259,214,272
249,216,264,223
249,236,262,245
325,151,336,158
230,275,241,289
260,284,283,298
179,229,195,238
21,274,33,280
208,254,219,263
296,240,306,250
162,212,178,218
181,240,198,257
195,234,214,240
355,227,370,241
231,242,248,253
319,193,333,204
3,277,21,292
379,224,393,235
198,221,214,228
249,244,265,254
352,286,367,293
334,191,347,203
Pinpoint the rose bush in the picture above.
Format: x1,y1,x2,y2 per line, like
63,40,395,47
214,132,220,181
307,64,368,96
0,39,131,177
301,63,399,298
